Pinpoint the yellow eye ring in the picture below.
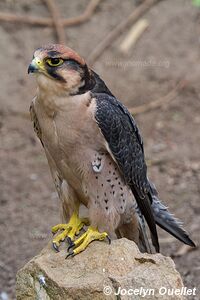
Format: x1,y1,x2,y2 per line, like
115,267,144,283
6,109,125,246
46,58,64,67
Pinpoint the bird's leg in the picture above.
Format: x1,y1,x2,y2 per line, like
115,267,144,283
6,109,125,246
66,226,111,257
52,211,89,252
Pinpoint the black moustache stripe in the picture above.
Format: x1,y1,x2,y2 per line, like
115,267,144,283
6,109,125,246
47,68,66,82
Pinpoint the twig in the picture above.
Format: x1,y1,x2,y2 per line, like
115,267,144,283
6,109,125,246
43,0,66,44
171,244,197,258
0,0,101,27
119,19,149,53
129,80,187,115
62,0,102,26
158,237,175,244
87,0,160,65
7,109,30,119
0,13,53,26
146,158,169,167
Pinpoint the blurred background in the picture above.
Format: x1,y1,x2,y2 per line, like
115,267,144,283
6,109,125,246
0,0,200,299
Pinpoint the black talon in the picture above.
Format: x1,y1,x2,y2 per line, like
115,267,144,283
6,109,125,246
67,242,75,252
106,236,111,245
52,242,60,252
65,251,74,259
68,246,75,254
66,236,74,246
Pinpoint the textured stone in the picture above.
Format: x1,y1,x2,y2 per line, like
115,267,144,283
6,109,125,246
16,238,185,300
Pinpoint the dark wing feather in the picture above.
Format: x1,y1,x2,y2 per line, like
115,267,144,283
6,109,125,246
94,92,159,252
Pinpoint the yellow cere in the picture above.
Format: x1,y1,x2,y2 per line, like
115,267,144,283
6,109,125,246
33,57,46,71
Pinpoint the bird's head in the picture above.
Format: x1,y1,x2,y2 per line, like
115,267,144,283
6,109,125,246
28,44,93,95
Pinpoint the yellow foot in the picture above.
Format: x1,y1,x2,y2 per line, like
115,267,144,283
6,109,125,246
51,212,89,252
66,226,111,258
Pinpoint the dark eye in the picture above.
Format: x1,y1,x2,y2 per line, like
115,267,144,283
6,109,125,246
46,58,63,67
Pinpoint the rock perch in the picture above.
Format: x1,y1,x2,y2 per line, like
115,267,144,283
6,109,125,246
16,238,185,300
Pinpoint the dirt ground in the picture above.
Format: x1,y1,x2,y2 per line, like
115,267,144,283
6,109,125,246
0,0,200,299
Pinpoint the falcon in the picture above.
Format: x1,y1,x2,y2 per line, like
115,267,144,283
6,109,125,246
28,44,195,257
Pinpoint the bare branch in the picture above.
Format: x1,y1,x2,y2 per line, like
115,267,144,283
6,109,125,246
129,81,187,115
88,0,160,65
43,0,66,43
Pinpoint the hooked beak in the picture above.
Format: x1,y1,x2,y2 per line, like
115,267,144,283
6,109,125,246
28,62,38,74
28,58,45,74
